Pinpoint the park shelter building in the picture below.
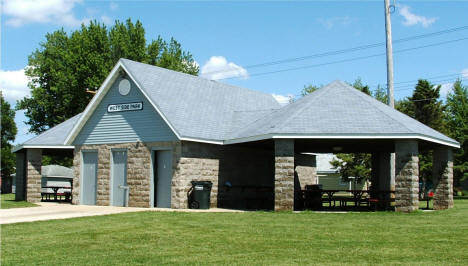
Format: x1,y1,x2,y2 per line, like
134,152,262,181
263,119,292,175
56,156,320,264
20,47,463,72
13,58,459,212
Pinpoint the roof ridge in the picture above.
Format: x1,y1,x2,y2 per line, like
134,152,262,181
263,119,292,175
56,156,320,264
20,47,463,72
272,83,336,132
344,84,415,134
120,58,279,100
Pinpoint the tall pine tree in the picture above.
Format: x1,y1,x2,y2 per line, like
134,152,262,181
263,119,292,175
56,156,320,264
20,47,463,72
445,80,468,187
407,80,446,185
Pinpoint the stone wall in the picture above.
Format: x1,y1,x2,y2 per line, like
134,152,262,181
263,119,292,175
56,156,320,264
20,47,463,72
432,147,454,210
26,149,42,203
71,140,313,211
395,140,419,212
172,141,275,210
274,139,295,211
295,153,317,189
172,142,220,209
73,141,180,207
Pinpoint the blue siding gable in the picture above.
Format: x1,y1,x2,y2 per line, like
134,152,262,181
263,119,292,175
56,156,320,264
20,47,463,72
74,77,178,144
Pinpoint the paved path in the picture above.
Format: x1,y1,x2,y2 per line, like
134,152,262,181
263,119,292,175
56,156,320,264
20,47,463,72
0,202,242,224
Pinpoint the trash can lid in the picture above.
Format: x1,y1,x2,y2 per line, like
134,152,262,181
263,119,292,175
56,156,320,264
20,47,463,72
191,180,213,186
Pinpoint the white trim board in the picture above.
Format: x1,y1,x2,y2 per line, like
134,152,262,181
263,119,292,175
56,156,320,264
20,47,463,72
223,133,460,148
12,145,75,153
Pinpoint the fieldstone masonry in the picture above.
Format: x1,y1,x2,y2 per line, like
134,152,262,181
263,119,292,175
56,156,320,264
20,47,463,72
432,147,454,210
395,140,419,212
274,139,295,211
172,142,219,209
73,141,179,207
25,149,42,203
294,153,317,189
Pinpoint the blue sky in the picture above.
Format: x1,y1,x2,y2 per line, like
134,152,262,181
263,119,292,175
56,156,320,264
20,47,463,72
1,0,468,144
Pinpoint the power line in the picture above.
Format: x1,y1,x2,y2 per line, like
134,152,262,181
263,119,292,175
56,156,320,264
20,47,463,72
219,36,468,80
202,25,468,76
394,77,468,92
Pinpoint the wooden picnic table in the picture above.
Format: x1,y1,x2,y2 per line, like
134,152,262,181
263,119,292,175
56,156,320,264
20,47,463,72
301,189,396,210
42,186,72,202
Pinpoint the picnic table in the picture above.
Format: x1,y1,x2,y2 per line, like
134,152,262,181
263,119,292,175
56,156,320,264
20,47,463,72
301,189,395,210
41,186,72,202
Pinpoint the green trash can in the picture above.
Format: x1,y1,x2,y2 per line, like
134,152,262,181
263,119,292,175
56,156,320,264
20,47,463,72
189,181,213,209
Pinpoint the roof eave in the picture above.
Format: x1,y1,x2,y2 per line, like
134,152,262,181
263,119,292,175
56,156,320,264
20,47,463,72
224,133,460,148
12,145,75,153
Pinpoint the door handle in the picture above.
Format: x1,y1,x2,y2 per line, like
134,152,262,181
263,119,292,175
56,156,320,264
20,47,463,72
118,185,129,190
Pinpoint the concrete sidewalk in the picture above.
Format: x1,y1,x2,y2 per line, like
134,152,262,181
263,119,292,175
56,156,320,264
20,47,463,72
0,202,242,224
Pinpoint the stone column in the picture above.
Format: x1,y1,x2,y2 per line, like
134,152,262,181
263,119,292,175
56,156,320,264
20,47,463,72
395,140,419,212
432,147,454,210
26,149,42,203
274,139,295,211
294,154,317,188
15,151,26,201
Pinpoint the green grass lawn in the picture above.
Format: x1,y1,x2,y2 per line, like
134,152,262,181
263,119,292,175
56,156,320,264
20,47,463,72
1,194,37,209
2,200,468,265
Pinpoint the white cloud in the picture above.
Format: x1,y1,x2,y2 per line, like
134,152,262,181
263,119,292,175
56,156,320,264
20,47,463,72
200,56,248,80
3,0,88,27
317,16,353,29
462,69,468,78
272,94,294,106
0,68,30,103
439,83,453,98
399,5,437,28
101,15,113,25
110,2,119,10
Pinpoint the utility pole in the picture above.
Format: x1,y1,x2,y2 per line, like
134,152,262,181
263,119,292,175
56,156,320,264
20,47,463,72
384,0,394,108
384,0,396,195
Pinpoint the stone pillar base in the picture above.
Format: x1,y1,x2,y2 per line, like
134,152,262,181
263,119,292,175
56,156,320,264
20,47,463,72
26,149,42,203
274,139,294,211
395,140,419,213
433,147,454,210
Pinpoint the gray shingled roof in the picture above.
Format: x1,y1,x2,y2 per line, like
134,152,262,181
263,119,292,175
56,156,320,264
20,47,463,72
232,80,458,146
121,59,281,141
16,59,459,150
14,113,82,150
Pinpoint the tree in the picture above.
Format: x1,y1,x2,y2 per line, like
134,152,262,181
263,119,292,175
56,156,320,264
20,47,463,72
330,153,372,184
445,80,468,186
411,79,445,132
17,19,199,134
373,84,388,104
1,94,18,190
301,84,321,96
396,80,446,185
351,77,371,95
395,97,414,117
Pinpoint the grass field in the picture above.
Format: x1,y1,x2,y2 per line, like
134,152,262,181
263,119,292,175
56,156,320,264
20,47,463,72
1,194,37,209
2,200,468,265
